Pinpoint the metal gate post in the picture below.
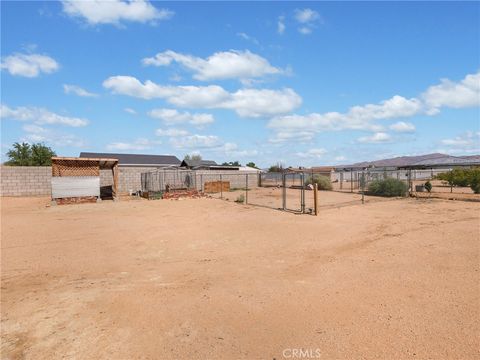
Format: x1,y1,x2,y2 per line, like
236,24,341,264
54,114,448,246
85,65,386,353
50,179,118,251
301,173,305,213
282,173,286,210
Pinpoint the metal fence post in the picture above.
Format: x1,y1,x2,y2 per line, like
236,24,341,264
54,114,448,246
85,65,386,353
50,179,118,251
245,174,248,204
282,173,286,210
301,173,305,213
314,183,318,215
220,174,223,199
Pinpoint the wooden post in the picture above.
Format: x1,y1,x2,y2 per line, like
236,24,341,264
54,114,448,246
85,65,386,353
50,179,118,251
112,163,119,200
314,183,318,216
220,174,223,199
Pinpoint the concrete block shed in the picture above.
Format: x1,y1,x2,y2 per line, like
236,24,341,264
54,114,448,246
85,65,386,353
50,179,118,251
51,157,119,204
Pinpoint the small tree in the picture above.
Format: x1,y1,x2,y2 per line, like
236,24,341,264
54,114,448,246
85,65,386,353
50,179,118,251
246,162,258,169
424,180,432,193
5,142,56,166
222,161,241,166
184,154,202,161
268,162,284,173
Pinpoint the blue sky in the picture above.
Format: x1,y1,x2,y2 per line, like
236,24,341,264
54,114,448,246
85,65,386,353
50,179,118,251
1,1,479,167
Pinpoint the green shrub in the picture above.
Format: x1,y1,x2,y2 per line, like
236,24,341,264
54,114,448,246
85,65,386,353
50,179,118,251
235,194,245,203
424,180,432,193
305,174,333,190
467,168,480,194
368,178,408,197
436,168,480,193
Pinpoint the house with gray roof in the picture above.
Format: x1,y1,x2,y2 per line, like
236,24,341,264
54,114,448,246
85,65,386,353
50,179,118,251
79,152,181,168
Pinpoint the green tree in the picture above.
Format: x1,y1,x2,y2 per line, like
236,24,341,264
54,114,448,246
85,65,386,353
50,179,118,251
5,142,56,166
6,142,32,166
268,162,284,173
222,161,241,166
31,143,56,165
246,162,258,169
184,154,202,161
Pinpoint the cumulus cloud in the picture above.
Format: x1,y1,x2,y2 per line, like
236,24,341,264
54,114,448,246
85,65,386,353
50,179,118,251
170,134,222,149
268,71,479,142
103,76,302,117
438,131,480,155
142,49,282,82
421,71,480,111
155,128,189,137
358,132,391,144
390,121,416,133
63,84,98,97
1,53,59,77
277,16,286,34
107,138,160,151
295,148,327,158
22,124,85,147
148,108,214,126
1,104,88,127
61,0,173,25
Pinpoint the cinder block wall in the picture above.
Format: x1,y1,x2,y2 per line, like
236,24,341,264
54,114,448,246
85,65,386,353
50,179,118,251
1,166,261,196
0,166,52,196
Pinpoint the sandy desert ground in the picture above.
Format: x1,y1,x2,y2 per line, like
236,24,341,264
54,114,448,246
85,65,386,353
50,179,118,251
1,194,479,359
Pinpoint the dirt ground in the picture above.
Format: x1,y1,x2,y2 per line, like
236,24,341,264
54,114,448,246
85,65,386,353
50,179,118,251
1,195,479,359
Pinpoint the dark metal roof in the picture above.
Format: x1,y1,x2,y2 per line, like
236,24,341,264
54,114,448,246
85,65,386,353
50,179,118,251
79,152,181,166
181,159,218,167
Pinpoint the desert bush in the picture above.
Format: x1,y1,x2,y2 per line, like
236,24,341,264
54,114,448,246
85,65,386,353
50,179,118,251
424,180,432,193
305,174,333,190
368,178,408,197
235,194,245,203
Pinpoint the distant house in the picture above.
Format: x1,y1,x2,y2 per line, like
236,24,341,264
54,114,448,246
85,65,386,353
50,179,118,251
79,152,181,168
180,159,218,170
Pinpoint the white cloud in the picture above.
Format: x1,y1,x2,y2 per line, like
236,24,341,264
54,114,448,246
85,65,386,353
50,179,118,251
437,131,480,155
277,16,286,34
441,131,480,146
170,134,222,149
103,76,302,118
107,138,160,151
268,71,479,142
1,53,59,77
142,50,282,81
63,84,98,97
298,27,312,35
294,8,322,34
422,71,480,111
390,121,416,133
268,131,315,143
61,0,173,25
357,132,391,144
124,107,137,114
1,104,88,127
155,128,189,137
22,124,85,147
294,8,320,23
148,108,214,126
295,148,327,158
236,32,259,45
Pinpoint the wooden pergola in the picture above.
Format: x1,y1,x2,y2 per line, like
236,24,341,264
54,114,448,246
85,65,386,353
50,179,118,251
51,157,119,200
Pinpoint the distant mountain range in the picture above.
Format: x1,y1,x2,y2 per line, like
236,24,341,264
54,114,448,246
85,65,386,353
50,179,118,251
345,153,480,168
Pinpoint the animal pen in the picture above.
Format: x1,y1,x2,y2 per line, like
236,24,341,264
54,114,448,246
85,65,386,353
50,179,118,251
51,157,119,204
141,169,312,214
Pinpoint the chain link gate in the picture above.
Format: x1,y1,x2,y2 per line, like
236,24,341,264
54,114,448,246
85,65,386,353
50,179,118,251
282,172,306,213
